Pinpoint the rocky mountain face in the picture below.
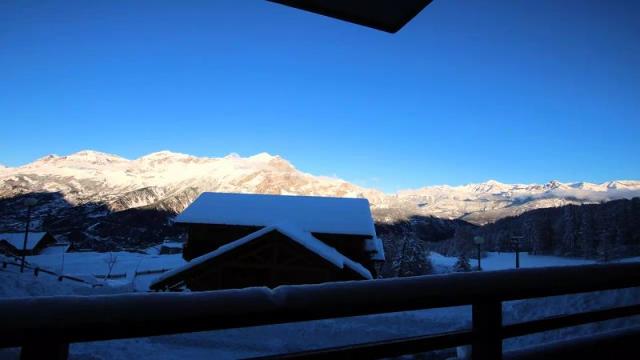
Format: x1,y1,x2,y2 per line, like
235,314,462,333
0,150,383,213
0,150,384,249
1,150,639,260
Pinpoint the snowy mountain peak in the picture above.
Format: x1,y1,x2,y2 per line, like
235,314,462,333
484,179,504,186
26,151,127,168
35,154,60,163
605,180,639,190
61,150,128,166
68,150,125,160
137,150,192,161
245,152,295,170
135,151,196,166
546,180,564,189
248,152,279,162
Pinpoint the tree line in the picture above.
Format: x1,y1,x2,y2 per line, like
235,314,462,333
433,198,640,261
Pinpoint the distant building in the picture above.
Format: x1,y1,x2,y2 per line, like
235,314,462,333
150,192,384,291
38,243,71,256
0,232,57,256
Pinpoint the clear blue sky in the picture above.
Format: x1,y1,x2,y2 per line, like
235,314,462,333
1,0,639,192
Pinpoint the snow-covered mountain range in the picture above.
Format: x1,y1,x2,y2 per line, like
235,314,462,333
392,179,640,224
1,150,639,227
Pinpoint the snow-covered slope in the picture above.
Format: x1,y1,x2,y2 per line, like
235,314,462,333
1,151,639,228
0,150,384,214
392,179,640,224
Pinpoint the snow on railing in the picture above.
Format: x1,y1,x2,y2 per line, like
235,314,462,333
2,263,640,360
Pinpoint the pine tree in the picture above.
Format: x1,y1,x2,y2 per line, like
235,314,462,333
560,206,579,256
578,207,597,258
597,228,613,263
397,235,433,277
531,216,554,255
450,226,475,256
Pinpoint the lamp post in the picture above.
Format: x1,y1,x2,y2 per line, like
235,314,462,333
59,246,66,280
473,236,485,271
21,198,38,273
511,235,524,269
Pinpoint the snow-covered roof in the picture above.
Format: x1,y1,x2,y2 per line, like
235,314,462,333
0,232,49,250
151,224,372,289
175,192,377,238
365,237,385,261
38,243,70,255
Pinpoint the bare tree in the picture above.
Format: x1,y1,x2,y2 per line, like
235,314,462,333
104,252,119,282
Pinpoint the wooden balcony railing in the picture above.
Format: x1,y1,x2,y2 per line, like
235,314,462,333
1,263,640,359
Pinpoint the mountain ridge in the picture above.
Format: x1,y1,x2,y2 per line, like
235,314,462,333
3,150,638,194
1,150,639,228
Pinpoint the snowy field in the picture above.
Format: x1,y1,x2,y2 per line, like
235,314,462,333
1,251,639,359
430,251,640,273
25,250,186,291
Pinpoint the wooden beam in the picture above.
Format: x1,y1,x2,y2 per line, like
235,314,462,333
268,0,433,33
472,300,503,360
1,263,640,349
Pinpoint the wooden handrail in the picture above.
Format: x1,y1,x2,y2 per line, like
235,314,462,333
247,330,474,360
2,262,640,359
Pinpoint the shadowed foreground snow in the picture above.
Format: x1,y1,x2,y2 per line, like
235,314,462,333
1,252,639,359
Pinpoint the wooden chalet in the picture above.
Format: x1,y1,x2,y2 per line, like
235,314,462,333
150,192,384,291
159,241,183,255
0,232,57,256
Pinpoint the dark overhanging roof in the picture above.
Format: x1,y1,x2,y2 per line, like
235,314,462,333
268,0,433,33
150,225,373,290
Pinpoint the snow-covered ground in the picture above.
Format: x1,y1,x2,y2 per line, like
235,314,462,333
24,251,186,291
25,250,640,293
1,251,639,359
430,251,640,273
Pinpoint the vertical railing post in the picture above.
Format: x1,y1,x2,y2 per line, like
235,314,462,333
472,299,502,360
